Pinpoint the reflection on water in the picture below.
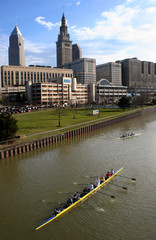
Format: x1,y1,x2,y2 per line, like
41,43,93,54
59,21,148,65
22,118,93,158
0,111,156,240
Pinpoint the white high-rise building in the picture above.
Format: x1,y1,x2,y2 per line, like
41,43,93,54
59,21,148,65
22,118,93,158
8,25,25,66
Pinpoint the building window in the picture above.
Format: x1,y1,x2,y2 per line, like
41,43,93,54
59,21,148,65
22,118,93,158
34,72,36,83
28,72,30,80
21,72,23,85
148,62,151,74
8,71,10,85
141,62,144,74
4,71,7,86
31,72,33,81
11,71,14,85
15,71,19,85
24,71,27,85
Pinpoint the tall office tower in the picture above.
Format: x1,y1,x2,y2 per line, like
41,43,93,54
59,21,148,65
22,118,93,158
8,25,25,66
96,62,122,86
72,44,82,61
116,57,156,92
56,13,72,68
64,58,96,85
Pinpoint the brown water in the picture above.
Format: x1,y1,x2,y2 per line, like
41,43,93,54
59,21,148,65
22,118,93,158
0,111,156,240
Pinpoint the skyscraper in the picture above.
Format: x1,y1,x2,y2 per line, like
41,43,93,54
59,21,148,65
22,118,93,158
8,25,25,66
64,58,96,85
96,62,122,86
56,13,72,68
72,44,82,61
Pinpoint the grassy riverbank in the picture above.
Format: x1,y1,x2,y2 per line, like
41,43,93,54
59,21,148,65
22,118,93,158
15,107,129,135
0,107,137,148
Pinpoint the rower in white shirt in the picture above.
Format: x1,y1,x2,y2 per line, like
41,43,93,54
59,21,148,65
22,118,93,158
88,183,94,191
94,178,100,188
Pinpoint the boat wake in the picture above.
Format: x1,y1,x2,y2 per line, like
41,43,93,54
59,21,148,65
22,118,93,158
95,207,105,212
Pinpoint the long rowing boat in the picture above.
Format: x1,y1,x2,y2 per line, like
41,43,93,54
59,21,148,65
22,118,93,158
35,167,123,230
118,133,141,140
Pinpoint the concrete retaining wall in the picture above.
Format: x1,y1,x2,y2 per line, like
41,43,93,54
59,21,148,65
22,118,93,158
0,107,155,159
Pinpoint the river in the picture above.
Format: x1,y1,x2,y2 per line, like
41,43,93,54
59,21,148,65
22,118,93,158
0,111,156,240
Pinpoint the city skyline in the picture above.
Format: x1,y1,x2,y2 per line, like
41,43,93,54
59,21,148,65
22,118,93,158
0,0,156,67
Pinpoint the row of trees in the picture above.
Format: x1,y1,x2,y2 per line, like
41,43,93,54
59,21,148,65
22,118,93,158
117,93,154,109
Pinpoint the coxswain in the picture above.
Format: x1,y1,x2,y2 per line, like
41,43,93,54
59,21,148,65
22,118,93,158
105,171,111,180
110,169,114,175
100,175,105,183
94,178,100,188
66,196,73,206
88,183,94,191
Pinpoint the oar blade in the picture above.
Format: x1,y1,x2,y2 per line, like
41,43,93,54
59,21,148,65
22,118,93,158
132,178,136,181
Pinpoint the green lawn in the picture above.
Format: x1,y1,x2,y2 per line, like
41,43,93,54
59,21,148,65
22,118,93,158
14,107,128,136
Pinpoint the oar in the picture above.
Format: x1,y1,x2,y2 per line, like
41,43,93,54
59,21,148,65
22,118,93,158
73,183,87,185
117,175,136,181
109,183,127,190
98,192,115,198
42,200,65,205
65,192,81,195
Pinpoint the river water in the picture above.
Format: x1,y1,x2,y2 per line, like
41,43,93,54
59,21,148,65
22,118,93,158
0,111,156,240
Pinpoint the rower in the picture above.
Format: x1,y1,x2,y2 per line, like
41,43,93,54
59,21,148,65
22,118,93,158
94,177,100,188
100,175,105,183
80,187,89,197
66,196,73,206
73,192,80,202
105,171,111,180
110,169,114,175
88,183,94,191
54,208,61,216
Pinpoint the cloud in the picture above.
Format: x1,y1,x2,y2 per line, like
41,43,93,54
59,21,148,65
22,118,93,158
24,39,56,66
35,16,59,30
70,0,156,63
24,39,50,53
76,1,80,5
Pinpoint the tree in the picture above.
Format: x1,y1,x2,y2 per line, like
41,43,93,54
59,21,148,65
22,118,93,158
0,112,18,141
117,96,131,110
132,93,151,108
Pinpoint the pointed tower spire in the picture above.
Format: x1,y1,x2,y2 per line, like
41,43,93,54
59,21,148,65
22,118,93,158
60,13,68,36
56,13,72,68
61,12,66,26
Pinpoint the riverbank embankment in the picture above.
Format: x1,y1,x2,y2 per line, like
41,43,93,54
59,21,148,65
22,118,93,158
0,107,155,159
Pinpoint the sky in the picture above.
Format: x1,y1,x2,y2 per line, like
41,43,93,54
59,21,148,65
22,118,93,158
0,0,156,67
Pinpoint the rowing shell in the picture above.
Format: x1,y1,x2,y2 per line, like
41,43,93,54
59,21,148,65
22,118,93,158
115,133,141,140
35,167,123,230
